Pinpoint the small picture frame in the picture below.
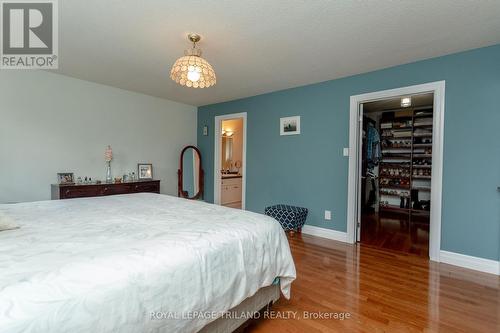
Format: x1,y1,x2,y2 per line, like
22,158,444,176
280,116,301,135
138,163,153,180
57,172,74,184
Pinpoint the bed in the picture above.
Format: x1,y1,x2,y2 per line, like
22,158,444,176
0,193,296,333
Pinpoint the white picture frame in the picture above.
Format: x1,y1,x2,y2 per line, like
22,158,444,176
137,163,153,180
280,116,301,135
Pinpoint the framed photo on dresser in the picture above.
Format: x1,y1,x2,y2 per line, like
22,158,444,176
138,163,153,180
57,172,74,185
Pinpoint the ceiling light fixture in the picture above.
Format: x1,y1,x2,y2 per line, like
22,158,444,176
401,96,412,107
170,33,216,88
222,129,234,137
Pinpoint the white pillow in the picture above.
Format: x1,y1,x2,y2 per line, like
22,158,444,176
0,211,19,232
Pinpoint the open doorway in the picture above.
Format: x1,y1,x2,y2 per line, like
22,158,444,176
214,113,247,209
360,93,434,257
347,81,445,262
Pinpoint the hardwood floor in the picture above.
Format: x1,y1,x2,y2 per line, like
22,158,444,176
361,212,429,257
247,234,500,333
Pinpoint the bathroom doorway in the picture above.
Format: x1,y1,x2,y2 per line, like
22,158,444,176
214,112,247,209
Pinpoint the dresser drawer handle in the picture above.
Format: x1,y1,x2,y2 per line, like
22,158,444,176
135,185,139,190
65,190,70,195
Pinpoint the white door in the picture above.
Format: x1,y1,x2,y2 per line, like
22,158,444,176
356,104,364,242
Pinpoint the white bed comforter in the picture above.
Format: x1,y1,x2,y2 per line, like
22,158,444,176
0,193,296,333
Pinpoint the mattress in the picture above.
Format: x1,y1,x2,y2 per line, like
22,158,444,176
0,193,296,333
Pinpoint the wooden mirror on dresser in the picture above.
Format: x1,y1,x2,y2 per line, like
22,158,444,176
178,146,204,199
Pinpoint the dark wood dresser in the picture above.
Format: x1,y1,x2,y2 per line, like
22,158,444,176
51,180,160,200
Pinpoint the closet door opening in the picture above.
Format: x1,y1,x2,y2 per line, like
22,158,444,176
359,93,434,257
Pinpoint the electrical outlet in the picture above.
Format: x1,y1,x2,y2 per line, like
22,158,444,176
343,148,349,156
203,126,208,136
324,210,332,220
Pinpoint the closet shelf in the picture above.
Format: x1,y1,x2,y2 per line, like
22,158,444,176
412,209,431,215
381,135,413,139
414,114,433,118
376,108,433,225
412,186,431,191
380,185,410,190
380,193,407,198
383,138,412,141
381,154,412,158
380,206,410,213
379,162,411,168
380,174,410,179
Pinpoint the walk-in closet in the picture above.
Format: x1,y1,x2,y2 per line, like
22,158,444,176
360,93,434,256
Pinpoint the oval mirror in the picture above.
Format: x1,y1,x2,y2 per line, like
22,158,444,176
178,146,204,199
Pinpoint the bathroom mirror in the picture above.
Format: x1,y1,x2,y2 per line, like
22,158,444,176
221,136,233,170
178,146,204,199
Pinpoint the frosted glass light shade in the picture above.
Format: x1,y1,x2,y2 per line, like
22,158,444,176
170,55,216,88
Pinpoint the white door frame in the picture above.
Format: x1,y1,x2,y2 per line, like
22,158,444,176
214,112,247,209
347,81,445,262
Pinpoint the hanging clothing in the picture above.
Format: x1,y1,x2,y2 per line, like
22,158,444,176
366,123,381,169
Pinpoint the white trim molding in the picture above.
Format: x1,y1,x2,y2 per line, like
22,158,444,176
213,112,247,209
347,81,446,262
301,225,348,243
440,251,500,275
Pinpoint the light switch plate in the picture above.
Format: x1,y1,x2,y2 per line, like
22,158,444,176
203,126,208,136
343,148,349,156
324,210,332,220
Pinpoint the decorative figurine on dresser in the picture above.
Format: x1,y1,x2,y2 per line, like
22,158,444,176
105,145,113,183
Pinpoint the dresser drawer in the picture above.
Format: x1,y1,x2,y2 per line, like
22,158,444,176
100,184,134,196
61,186,100,199
133,182,160,193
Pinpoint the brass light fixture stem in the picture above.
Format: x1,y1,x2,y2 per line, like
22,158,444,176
188,33,201,50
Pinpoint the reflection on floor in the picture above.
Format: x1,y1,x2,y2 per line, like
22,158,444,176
361,212,429,257
247,234,500,333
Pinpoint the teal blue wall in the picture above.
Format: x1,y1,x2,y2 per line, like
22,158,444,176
198,44,500,261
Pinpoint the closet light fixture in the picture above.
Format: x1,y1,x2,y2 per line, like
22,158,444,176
401,96,412,107
170,33,216,88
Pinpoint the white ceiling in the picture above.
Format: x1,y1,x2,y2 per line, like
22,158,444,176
55,1,500,106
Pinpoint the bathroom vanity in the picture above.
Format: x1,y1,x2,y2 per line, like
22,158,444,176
221,175,242,209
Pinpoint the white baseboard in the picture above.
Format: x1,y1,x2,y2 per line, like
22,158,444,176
300,227,499,276
301,225,348,243
440,250,500,275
